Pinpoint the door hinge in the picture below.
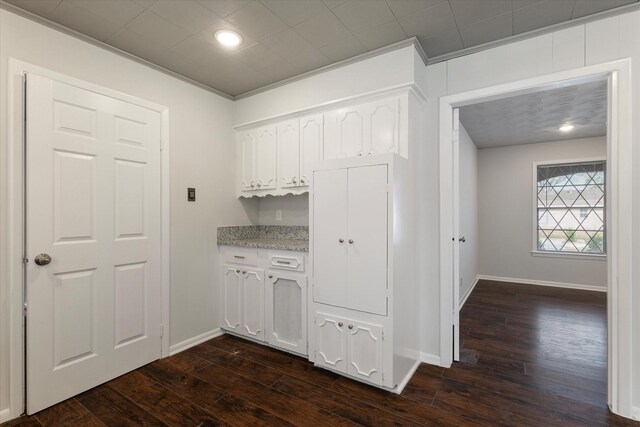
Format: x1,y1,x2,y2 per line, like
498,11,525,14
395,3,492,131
23,302,27,317
22,257,28,264
381,331,384,340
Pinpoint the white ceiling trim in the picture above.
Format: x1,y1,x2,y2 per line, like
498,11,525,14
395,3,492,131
427,2,640,65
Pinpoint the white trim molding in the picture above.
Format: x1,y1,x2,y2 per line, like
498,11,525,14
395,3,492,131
169,329,224,356
477,275,606,293
396,360,421,394
420,352,443,367
0,409,11,423
459,276,481,308
632,406,640,421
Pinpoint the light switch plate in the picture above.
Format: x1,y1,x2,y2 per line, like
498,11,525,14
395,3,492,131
187,187,196,202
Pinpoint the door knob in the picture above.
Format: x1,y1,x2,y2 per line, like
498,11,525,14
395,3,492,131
348,324,353,329
338,322,343,327
268,274,273,279
34,253,52,266
459,237,466,243
339,238,344,243
292,177,297,184
348,239,354,244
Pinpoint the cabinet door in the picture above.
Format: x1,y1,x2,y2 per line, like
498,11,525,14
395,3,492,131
315,313,347,373
337,107,365,158
346,320,384,386
222,265,243,333
366,98,399,155
266,272,307,354
299,114,323,187
239,131,255,191
242,268,265,341
277,120,300,189
347,165,388,315
255,125,277,190
313,168,348,308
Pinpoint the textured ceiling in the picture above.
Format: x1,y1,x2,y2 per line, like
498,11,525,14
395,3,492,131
459,79,607,148
3,0,638,97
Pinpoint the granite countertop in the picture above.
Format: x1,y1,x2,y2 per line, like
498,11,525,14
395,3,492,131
217,225,309,252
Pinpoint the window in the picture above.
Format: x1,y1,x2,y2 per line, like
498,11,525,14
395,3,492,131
536,160,606,254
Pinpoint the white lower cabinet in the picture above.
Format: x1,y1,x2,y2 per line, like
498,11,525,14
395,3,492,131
315,312,384,386
266,272,307,354
220,247,308,355
222,264,265,341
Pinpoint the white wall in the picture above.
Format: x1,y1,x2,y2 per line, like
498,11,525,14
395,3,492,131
459,124,478,300
0,9,256,417
420,9,640,418
477,137,607,288
257,194,309,226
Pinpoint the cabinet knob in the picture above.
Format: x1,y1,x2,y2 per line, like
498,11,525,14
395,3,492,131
242,271,247,274
257,182,262,188
348,239,354,244
268,274,273,279
339,238,344,243
300,177,306,184
250,182,255,188
348,324,353,329
338,322,344,327
236,269,240,273
292,177,297,184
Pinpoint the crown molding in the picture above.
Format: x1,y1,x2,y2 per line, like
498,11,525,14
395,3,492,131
0,0,235,100
426,2,640,65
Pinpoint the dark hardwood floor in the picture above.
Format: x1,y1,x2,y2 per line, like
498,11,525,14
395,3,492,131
4,280,639,426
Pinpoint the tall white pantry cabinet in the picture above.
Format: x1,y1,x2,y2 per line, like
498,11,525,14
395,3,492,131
309,153,419,390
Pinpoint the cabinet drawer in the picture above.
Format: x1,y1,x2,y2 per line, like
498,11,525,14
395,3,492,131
268,253,304,272
222,249,258,266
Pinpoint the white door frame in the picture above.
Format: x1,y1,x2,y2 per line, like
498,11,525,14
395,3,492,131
4,59,171,419
439,59,632,417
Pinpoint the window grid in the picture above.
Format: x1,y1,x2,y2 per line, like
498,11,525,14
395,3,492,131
536,161,606,254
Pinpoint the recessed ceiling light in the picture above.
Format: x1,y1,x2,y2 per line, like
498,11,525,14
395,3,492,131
559,124,575,132
214,30,242,48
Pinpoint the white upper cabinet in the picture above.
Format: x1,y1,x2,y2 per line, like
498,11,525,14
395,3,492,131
324,96,401,160
277,120,300,189
255,125,277,191
239,130,255,192
299,114,323,188
236,94,408,198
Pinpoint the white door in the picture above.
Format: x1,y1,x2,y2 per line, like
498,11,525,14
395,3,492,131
242,268,265,341
222,265,243,333
239,130,255,191
299,114,323,187
277,120,300,189
315,313,347,373
26,73,162,413
255,125,277,190
266,272,307,354
347,165,388,315
452,108,461,362
312,169,348,307
346,320,384,386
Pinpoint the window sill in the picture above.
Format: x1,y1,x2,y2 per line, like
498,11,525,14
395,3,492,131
531,251,607,261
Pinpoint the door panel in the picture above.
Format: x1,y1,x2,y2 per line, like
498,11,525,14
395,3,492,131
266,273,307,354
26,73,162,413
255,126,277,190
277,120,300,189
222,266,242,333
313,169,348,307
315,313,346,373
347,320,383,386
367,98,399,155
240,131,255,191
299,114,323,187
346,165,388,315
337,108,365,157
243,268,265,341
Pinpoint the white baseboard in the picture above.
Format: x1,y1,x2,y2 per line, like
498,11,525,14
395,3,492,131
419,352,443,366
459,275,480,308
477,275,606,292
168,328,223,356
395,359,421,394
632,406,640,420
0,408,11,423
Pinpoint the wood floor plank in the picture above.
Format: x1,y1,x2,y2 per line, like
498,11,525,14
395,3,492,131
35,399,104,427
0,417,42,427
108,371,227,426
75,385,167,427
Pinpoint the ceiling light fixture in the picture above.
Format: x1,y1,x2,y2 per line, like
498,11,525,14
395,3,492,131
215,30,242,48
559,124,575,132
